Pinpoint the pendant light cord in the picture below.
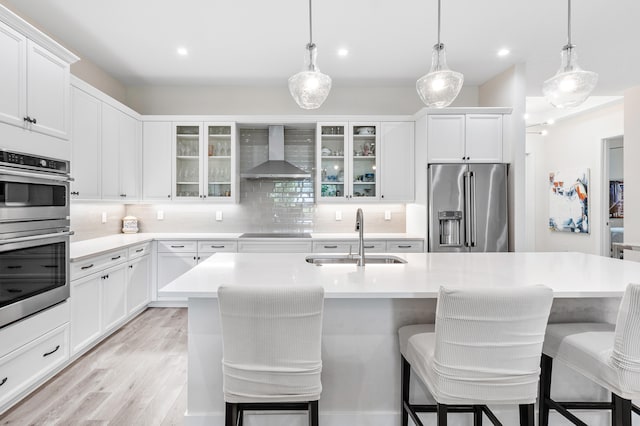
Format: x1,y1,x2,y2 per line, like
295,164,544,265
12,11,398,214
567,0,572,46
309,0,313,45
437,0,441,47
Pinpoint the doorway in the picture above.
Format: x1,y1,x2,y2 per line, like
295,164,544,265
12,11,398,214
601,136,624,257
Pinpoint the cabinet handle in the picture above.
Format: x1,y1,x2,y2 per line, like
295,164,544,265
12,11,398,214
197,256,201,260
167,195,171,198
381,195,384,199
42,345,60,357
81,264,94,270
7,265,22,269
120,194,127,197
111,255,121,260
171,245,185,248
324,245,338,249
129,265,133,269
0,377,7,387
364,245,375,249
211,245,225,248
135,248,144,253
23,116,36,124
397,245,412,248
70,191,79,196
42,265,59,268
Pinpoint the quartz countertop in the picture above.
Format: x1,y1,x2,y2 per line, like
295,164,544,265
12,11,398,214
159,251,640,299
69,233,422,261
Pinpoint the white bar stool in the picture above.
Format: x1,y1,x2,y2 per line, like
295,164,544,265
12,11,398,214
398,285,553,426
539,283,640,426
218,285,325,426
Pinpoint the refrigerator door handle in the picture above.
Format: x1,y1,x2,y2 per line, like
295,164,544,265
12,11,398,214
464,171,471,247
470,171,477,247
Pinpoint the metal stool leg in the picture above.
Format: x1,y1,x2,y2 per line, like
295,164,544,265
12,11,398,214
539,354,553,426
225,402,238,426
473,405,483,426
519,403,534,426
308,400,319,426
437,403,448,426
613,393,632,426
401,356,410,426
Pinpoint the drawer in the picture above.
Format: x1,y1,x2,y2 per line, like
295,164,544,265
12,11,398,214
386,240,425,252
313,242,353,253
157,240,198,253
71,249,128,280
198,240,238,253
238,241,313,253
0,324,69,408
128,242,152,260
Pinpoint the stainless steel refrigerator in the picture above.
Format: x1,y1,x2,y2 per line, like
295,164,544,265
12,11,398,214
428,163,508,252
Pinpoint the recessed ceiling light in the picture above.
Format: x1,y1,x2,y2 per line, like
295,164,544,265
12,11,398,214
541,130,549,136
497,48,510,57
546,119,555,125
337,48,349,57
177,47,188,56
523,113,530,120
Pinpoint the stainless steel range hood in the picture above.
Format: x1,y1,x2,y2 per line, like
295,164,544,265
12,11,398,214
240,126,311,179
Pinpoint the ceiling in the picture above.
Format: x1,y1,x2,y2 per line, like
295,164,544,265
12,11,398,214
4,0,640,97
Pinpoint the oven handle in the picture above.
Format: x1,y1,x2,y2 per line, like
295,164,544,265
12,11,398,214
0,230,74,245
0,167,74,183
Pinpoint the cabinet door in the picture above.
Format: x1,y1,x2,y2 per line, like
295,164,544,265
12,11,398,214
119,113,141,200
205,123,235,200
156,252,197,300
173,123,203,200
380,122,414,202
317,122,349,201
70,87,101,200
350,122,380,200
26,40,69,139
101,265,127,332
427,115,465,163
0,22,26,129
101,103,120,200
70,274,101,355
465,114,503,162
143,121,172,200
127,256,150,315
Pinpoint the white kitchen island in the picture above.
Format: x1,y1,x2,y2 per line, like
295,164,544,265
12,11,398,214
160,252,640,426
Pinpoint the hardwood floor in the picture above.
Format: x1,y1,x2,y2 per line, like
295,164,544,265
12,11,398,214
0,308,187,426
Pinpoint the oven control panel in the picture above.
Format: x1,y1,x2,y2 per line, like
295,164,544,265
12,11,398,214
0,150,69,173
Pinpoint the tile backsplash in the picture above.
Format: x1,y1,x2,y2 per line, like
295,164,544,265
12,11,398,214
71,127,406,241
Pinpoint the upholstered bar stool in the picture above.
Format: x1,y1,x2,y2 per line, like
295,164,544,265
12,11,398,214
218,285,325,426
398,285,553,426
539,283,640,426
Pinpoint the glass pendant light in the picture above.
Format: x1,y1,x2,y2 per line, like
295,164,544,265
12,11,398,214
543,0,598,108
288,0,331,109
416,0,463,108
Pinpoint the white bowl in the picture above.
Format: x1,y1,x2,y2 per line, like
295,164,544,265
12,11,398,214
357,127,374,135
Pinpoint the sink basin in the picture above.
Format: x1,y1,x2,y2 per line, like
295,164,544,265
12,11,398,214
305,255,407,265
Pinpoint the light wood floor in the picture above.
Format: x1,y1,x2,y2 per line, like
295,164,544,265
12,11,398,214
0,308,188,426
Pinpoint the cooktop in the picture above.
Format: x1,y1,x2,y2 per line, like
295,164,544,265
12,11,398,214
239,233,312,238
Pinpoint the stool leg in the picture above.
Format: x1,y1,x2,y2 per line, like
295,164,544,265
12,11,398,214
538,354,553,426
473,405,483,426
519,403,534,426
237,405,243,426
401,356,410,426
437,403,448,426
225,402,238,426
613,393,632,426
309,400,319,426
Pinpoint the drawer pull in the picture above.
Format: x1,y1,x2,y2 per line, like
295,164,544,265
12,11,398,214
324,245,338,249
81,264,94,270
397,245,412,248
0,377,6,387
135,248,144,253
129,265,133,269
111,255,121,260
211,245,225,248
364,245,375,249
171,245,185,248
7,265,22,269
43,345,60,357
42,265,59,268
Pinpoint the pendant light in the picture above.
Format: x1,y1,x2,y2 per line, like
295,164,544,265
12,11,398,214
288,0,331,110
416,0,463,108
543,0,598,108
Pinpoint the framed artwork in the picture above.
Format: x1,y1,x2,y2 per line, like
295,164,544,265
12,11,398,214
549,169,590,234
609,180,624,218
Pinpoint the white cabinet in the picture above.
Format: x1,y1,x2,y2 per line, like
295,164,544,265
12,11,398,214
70,273,101,354
143,121,172,200
127,255,150,315
238,240,313,253
0,20,75,140
380,122,414,202
172,122,237,201
100,264,127,333
427,114,503,163
156,252,198,302
70,87,101,200
101,104,141,201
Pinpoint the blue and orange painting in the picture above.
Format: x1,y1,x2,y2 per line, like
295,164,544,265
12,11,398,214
549,169,589,234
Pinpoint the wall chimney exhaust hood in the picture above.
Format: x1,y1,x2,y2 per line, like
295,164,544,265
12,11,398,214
241,126,311,179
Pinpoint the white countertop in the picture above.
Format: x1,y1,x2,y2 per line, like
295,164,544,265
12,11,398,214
159,251,640,299
69,233,422,261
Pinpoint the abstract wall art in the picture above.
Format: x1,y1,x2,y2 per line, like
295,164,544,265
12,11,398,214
549,169,590,234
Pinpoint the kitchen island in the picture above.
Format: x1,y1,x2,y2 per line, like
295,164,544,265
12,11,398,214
160,252,640,426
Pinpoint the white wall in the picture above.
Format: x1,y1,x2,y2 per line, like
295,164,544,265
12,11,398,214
125,85,479,116
530,102,623,254
624,87,640,261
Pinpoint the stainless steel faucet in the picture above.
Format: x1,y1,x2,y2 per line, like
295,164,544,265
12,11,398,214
355,208,365,266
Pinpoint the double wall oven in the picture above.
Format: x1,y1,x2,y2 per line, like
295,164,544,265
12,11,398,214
0,149,72,329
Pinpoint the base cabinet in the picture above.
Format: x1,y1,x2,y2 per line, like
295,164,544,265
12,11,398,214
101,264,127,333
70,274,101,354
156,252,198,302
127,255,150,314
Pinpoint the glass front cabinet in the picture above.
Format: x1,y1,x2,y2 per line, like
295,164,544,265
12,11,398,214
316,122,380,202
173,122,237,201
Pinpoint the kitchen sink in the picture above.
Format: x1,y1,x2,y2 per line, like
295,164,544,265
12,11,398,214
305,255,407,265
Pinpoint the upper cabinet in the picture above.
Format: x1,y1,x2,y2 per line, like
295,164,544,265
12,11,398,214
142,121,172,201
70,87,101,200
0,16,78,140
380,122,414,202
172,122,237,202
427,113,503,163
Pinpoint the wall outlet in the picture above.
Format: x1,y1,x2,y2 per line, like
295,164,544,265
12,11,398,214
157,210,164,220
216,211,223,221
101,212,107,224
384,210,391,221
335,211,342,221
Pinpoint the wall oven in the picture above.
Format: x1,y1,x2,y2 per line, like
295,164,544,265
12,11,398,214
0,150,72,329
